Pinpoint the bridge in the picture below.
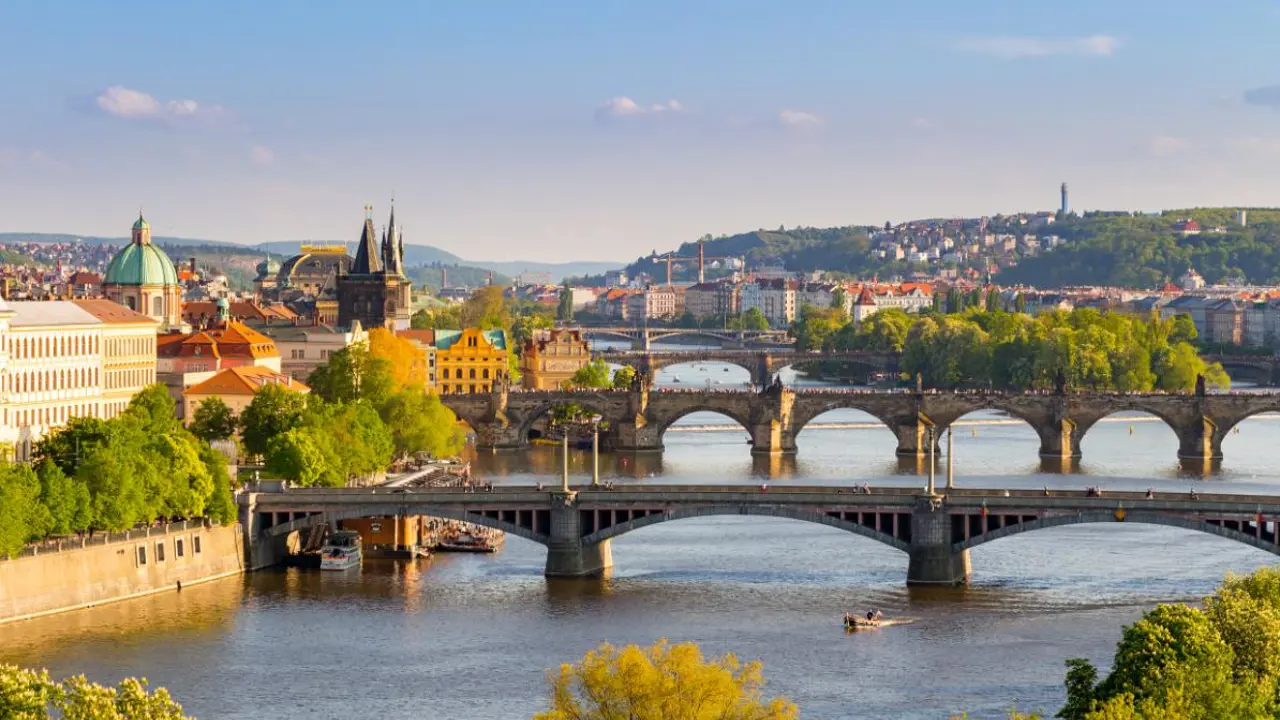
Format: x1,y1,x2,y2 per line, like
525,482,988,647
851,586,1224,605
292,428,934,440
238,484,1280,584
590,349,900,386
1203,354,1280,386
441,386,1280,466
579,326,791,350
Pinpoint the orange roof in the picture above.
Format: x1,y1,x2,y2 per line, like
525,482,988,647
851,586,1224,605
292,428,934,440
397,329,436,345
70,299,157,325
157,320,278,360
184,366,310,398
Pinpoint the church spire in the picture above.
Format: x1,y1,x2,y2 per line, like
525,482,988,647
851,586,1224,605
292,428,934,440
352,203,383,274
383,195,404,277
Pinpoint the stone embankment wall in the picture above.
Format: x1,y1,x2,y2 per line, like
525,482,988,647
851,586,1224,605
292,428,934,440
0,521,243,625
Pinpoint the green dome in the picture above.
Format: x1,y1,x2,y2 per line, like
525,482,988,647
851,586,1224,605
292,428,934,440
103,242,180,286
133,215,149,231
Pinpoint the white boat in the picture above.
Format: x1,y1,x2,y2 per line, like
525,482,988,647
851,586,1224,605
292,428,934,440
320,530,363,570
671,375,681,383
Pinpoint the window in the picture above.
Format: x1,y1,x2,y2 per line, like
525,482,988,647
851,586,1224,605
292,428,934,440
193,535,202,554
137,545,147,565
482,368,490,379
156,541,166,562
176,538,185,557
441,368,449,379
469,368,476,379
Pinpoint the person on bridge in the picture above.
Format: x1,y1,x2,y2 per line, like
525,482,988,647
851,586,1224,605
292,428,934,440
1146,488,1155,499
760,483,768,493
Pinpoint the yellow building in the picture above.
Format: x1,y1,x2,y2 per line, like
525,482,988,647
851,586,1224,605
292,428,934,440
435,329,509,394
520,328,591,389
0,299,157,460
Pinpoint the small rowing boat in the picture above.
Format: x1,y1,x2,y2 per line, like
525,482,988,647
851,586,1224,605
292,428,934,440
843,611,883,631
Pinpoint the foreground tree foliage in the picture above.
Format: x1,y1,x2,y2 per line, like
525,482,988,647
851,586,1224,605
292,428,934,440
534,639,797,720
3,385,237,555
1058,567,1280,719
0,664,191,719
825,308,1227,392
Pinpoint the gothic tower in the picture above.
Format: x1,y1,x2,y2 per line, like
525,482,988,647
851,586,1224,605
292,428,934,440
337,200,413,331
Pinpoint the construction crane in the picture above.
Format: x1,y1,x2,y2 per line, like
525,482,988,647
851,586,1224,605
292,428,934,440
651,244,742,286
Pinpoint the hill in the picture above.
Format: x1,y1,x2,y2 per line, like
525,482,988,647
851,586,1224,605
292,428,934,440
998,208,1280,288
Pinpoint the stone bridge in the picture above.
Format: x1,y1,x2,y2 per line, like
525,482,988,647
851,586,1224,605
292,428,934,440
1203,354,1280,386
591,349,900,386
579,326,791,350
238,485,1280,584
441,386,1280,466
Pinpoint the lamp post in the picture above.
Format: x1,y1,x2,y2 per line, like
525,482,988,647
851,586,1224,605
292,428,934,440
926,426,936,495
561,428,570,493
946,427,955,490
590,414,602,487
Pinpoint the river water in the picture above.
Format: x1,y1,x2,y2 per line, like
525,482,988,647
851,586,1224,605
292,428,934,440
3,358,1279,719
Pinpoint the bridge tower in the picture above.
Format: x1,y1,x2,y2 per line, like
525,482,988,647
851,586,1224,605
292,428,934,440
907,495,971,585
544,490,613,577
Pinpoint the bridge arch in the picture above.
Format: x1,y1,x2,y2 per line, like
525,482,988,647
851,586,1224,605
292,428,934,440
264,506,551,545
646,329,741,346
514,394,627,441
955,511,1279,556
648,401,755,440
580,504,910,552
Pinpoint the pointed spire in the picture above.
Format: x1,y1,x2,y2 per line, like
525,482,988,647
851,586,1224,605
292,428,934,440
384,196,404,277
352,203,383,274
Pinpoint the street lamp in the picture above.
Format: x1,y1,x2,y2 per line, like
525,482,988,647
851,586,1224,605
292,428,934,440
946,427,955,490
561,426,570,493
926,426,936,495
590,414,603,487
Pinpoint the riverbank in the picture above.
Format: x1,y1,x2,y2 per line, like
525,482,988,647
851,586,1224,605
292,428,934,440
0,520,243,625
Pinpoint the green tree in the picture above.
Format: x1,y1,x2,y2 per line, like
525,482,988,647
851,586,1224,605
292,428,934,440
121,384,180,435
830,287,848,311
611,365,637,389
239,383,308,457
0,465,51,557
34,417,114,476
199,444,237,524
557,281,574,322
380,387,465,460
265,428,335,487
741,307,769,331
570,359,613,389
790,304,846,351
188,397,237,444
461,285,511,330
535,639,798,720
36,460,90,536
1169,314,1198,345
307,343,394,406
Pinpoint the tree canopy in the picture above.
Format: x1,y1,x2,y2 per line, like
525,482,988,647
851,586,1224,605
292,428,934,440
535,639,798,720
0,664,191,719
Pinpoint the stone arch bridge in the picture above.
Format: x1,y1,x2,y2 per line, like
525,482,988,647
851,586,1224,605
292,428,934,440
591,349,900,387
239,485,1280,584
441,386,1280,466
580,326,791,350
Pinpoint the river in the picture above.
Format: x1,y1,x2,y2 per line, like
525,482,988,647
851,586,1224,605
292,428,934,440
2,359,1278,719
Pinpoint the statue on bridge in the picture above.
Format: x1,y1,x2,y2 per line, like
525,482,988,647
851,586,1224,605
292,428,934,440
1196,373,1206,396
915,372,923,394
1054,369,1067,395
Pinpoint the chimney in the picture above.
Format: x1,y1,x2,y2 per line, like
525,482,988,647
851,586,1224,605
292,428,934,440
189,258,197,275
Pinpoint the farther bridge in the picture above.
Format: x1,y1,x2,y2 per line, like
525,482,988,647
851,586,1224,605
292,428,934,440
590,349,900,386
239,485,1280,584
441,385,1280,466
1203,354,1280,386
579,326,791,350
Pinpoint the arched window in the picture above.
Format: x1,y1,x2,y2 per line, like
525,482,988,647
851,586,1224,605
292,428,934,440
469,368,476,379
482,368,490,379
441,368,449,379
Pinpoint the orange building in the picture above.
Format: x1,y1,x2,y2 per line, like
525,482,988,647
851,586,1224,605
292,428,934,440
435,328,510,394
182,366,309,418
519,328,591,389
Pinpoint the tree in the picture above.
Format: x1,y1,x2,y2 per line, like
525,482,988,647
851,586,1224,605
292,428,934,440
368,328,427,390
0,663,192,719
830,287,848,312
557,281,574,322
33,416,114,476
265,428,335,487
0,465,51,557
535,639,798,720
121,384,180,436
611,365,637,389
461,285,511,330
1169,314,1198,344
239,383,308,457
307,343,394,407
790,304,846,351
35,460,90,536
741,307,769,331
570,360,613,389
188,397,237,444
380,387,464,460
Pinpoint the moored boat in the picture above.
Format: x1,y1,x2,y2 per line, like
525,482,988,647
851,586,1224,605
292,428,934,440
437,532,502,553
843,611,883,631
319,530,363,570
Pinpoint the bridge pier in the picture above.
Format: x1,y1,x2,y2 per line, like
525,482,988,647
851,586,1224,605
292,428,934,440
1176,415,1223,465
474,423,527,451
1037,418,1082,460
749,423,797,454
907,495,970,586
893,415,940,457
545,491,613,578
609,421,663,452
238,492,299,570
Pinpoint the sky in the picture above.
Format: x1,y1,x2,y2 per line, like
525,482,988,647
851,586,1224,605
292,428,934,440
3,1,1280,262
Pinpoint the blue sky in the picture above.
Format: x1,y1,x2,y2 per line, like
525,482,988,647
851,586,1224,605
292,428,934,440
2,1,1280,262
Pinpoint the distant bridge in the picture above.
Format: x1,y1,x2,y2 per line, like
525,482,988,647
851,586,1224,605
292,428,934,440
239,484,1280,583
578,326,792,350
590,349,900,386
1203,354,1280,386
441,385,1280,466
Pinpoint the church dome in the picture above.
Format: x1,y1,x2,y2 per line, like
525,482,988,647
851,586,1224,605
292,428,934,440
104,242,180,286
256,257,281,277
133,215,150,231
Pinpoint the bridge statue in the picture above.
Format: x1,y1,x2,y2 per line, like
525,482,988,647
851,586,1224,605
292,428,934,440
915,372,923,394
1196,373,1206,397
1054,369,1067,396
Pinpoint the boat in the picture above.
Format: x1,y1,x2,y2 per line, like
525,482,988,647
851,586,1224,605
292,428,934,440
437,532,501,553
671,375,681,383
843,612,882,631
319,530,363,570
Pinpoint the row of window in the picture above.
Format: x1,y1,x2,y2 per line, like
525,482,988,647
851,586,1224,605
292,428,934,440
440,367,493,380
107,368,154,390
439,384,483,394
106,336,154,357
10,332,98,359
136,534,203,566
13,367,99,394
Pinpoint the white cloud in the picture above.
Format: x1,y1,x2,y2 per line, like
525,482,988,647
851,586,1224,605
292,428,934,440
954,35,1120,59
1148,134,1190,157
595,97,684,121
94,85,231,127
250,145,276,167
778,109,822,129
